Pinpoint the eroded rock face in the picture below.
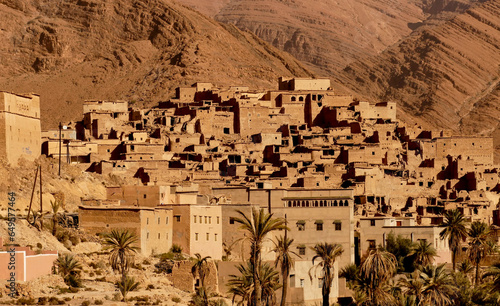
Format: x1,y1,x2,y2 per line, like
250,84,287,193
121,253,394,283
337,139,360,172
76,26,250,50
0,0,312,128
336,1,500,137
177,0,478,74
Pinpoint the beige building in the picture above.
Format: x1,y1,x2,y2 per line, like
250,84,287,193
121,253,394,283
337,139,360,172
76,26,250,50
79,206,173,256
358,217,451,264
0,91,41,165
169,204,223,260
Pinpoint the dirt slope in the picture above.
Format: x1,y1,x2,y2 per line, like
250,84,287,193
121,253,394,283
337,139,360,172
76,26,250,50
0,0,313,129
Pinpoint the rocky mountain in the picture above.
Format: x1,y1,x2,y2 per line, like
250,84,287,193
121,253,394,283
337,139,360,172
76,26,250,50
0,0,313,128
336,1,500,133
177,0,479,74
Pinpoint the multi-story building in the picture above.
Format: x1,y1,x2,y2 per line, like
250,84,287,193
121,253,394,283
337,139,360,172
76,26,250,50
0,91,41,165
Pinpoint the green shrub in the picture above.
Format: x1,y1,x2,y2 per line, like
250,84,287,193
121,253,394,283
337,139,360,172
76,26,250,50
170,244,182,254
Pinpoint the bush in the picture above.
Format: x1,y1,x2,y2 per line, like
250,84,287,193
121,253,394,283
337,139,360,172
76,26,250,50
171,296,181,303
142,259,151,265
17,297,36,305
36,242,43,249
171,244,182,254
81,301,90,306
94,300,103,305
147,284,155,290
37,297,47,305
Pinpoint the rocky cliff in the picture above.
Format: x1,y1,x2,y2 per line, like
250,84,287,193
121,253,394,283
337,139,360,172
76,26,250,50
0,0,313,128
178,0,479,73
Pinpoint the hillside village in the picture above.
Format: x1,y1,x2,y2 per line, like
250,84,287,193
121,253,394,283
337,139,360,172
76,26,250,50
1,77,500,304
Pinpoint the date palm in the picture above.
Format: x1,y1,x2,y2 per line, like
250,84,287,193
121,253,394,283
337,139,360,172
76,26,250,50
409,239,437,267
467,221,492,285
117,275,139,302
482,263,500,303
419,264,456,305
309,242,344,306
191,253,211,288
50,199,62,236
359,249,397,305
440,209,468,271
398,271,423,304
232,208,286,306
103,229,139,282
56,253,82,287
227,260,281,305
273,235,300,306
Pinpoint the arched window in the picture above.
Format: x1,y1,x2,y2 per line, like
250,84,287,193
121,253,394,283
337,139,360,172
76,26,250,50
333,200,338,207
291,96,296,102
299,96,304,102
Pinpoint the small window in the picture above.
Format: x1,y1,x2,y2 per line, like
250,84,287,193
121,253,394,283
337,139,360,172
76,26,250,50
316,222,323,231
368,240,376,249
195,233,198,241
205,216,208,224
300,279,305,288
166,217,168,224
396,221,402,227
158,233,161,239
206,233,209,241
194,215,197,223
209,217,212,224
230,217,235,224
175,215,181,222
158,217,160,224
217,217,220,224
298,247,306,256
215,234,217,241
224,128,230,134
370,220,376,226
147,218,149,225
334,221,341,231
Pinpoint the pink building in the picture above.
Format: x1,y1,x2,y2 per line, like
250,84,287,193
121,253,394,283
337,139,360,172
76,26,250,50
0,238,58,282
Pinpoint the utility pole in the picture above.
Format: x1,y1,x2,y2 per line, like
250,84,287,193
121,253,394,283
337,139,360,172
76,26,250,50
58,122,62,176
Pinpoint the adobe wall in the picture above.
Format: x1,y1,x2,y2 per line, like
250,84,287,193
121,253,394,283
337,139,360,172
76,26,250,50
435,137,493,166
188,205,223,260
169,260,218,293
79,207,142,237
0,92,41,165
139,208,173,256
82,101,128,113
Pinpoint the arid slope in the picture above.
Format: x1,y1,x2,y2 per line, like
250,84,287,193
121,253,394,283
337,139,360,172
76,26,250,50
178,0,478,73
336,0,500,133
0,0,313,128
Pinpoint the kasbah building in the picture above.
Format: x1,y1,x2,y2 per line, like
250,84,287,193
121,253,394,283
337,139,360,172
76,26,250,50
2,77,500,305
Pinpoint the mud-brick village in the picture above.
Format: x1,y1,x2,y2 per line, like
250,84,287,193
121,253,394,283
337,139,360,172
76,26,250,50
0,73,500,305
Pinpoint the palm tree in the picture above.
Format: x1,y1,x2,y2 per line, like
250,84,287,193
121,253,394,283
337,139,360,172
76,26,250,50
457,259,474,275
232,208,286,306
273,235,300,306
117,276,139,302
439,209,468,271
50,199,62,236
398,271,423,305
359,249,397,305
419,264,456,305
409,240,437,267
309,242,344,306
102,229,139,283
56,253,82,287
467,221,492,285
482,263,500,303
191,253,212,288
339,263,359,289
227,260,281,306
